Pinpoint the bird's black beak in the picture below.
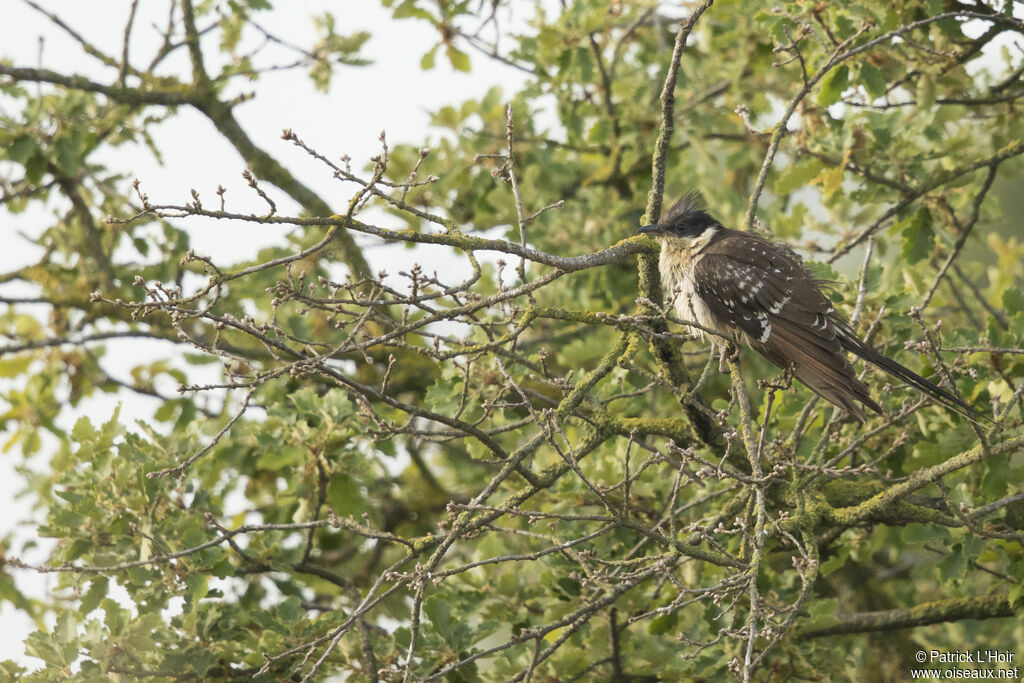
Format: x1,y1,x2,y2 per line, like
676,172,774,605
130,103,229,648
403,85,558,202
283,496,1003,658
637,224,663,236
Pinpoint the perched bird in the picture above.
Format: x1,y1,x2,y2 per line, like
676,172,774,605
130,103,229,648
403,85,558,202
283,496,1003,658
638,193,985,422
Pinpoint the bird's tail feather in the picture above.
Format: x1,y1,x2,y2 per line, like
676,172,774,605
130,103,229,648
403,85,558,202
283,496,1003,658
838,331,988,423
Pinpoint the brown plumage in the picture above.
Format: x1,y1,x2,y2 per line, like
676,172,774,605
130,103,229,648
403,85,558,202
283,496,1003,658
639,193,985,422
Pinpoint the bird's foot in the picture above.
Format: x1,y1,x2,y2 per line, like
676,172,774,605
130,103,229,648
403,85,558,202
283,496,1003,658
718,343,739,372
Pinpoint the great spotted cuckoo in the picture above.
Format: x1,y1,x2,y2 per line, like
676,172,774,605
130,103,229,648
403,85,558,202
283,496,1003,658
638,193,985,422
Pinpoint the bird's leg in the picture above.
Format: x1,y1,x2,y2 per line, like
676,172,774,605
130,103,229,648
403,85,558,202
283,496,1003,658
718,342,739,372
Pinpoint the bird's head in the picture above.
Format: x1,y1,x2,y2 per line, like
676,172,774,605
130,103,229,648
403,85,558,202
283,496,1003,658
637,191,720,242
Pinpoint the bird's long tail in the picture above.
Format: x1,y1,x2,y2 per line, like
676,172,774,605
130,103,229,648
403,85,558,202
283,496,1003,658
837,330,988,423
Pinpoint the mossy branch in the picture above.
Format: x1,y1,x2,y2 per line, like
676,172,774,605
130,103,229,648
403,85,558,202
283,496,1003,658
802,594,1018,638
826,436,1024,527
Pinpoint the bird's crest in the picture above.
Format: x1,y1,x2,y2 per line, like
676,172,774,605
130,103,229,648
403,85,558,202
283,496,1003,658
661,191,720,235
664,191,711,225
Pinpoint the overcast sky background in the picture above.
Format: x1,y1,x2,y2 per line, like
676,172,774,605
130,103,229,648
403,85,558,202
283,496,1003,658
0,0,550,668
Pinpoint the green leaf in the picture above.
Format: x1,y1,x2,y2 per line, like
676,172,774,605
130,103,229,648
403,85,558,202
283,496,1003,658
819,544,850,576
79,578,108,616
424,596,457,646
326,473,364,517
818,65,850,106
917,72,936,109
901,523,950,545
895,207,934,264
555,576,581,598
859,63,887,98
309,61,332,92
834,15,856,39
183,352,218,365
256,444,306,470
937,542,967,582
420,45,437,70
7,134,40,164
575,46,593,83
425,379,457,412
71,416,96,442
446,45,471,72
55,137,81,176
24,631,64,667
801,598,841,631
25,153,47,184
286,387,319,415
0,661,27,678
322,389,353,418
153,400,178,422
186,574,209,603
102,598,127,635
392,2,434,20
132,236,150,256
0,355,32,378
190,650,219,677
812,165,845,198
1002,288,1024,315
647,611,678,635
775,158,824,194
1009,581,1024,608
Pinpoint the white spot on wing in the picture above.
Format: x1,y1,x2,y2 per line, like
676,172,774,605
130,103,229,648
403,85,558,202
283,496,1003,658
769,295,790,314
754,312,772,343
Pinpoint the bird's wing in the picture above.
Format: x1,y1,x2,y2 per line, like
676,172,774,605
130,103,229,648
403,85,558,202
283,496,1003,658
693,233,879,417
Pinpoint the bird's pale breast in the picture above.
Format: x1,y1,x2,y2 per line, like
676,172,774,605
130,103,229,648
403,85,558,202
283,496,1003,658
659,237,736,342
